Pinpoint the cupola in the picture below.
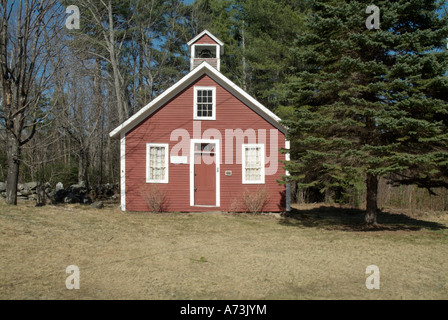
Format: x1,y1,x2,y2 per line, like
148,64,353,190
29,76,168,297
187,30,224,72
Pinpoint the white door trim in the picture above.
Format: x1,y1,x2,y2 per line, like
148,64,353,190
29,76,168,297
190,139,220,207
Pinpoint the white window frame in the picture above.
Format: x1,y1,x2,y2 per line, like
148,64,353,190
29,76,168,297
194,86,216,120
242,144,265,184
146,143,169,183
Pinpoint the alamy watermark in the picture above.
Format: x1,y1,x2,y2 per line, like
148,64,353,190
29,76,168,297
66,265,80,289
169,121,280,175
65,5,80,30
365,265,380,290
366,5,380,30
63,264,381,292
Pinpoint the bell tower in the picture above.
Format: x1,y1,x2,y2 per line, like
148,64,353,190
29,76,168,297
187,30,224,72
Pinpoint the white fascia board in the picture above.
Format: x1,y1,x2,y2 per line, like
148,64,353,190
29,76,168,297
205,64,282,122
187,30,224,54
109,62,286,139
201,64,286,133
109,65,205,139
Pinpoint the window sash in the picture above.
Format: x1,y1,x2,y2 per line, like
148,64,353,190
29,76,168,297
147,144,168,183
196,90,213,117
194,87,215,120
242,144,265,184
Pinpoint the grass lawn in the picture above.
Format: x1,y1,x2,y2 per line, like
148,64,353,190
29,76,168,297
0,200,447,300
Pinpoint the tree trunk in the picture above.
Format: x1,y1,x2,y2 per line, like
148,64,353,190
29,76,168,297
107,0,128,124
78,147,90,188
365,173,379,225
241,20,247,92
6,133,21,205
1,0,62,205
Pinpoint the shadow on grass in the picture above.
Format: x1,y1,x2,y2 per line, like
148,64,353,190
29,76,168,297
280,205,447,232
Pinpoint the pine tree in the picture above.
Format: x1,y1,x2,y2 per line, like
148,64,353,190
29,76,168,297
282,0,448,225
235,0,307,110
187,0,308,111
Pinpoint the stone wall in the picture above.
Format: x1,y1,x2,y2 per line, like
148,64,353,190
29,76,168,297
0,181,119,205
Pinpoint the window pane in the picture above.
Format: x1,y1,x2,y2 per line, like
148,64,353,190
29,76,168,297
149,146,166,181
244,146,262,181
196,89,214,118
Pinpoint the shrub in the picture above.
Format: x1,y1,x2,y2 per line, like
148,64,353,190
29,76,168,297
239,187,269,214
139,184,167,213
228,196,243,213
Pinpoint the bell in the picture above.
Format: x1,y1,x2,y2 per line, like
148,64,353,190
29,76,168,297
199,49,213,58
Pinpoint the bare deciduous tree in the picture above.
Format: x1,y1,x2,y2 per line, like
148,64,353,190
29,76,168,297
72,0,134,124
0,0,65,205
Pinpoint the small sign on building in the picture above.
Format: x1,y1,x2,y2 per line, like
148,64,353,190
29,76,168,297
170,156,188,164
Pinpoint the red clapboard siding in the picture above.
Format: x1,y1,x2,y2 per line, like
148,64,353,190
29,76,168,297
125,74,286,212
194,34,217,45
192,58,218,69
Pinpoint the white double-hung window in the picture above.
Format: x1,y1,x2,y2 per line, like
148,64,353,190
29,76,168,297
242,144,265,184
194,86,216,120
146,143,169,183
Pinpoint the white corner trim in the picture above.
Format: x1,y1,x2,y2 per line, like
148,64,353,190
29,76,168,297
120,133,126,211
285,139,290,176
285,139,291,212
190,45,195,72
216,43,221,71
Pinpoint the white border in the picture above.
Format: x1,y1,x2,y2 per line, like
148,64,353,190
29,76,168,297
120,133,126,211
190,139,220,207
146,143,169,183
242,143,265,184
193,86,216,120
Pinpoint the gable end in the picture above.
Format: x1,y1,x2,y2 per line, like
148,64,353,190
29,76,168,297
109,63,286,139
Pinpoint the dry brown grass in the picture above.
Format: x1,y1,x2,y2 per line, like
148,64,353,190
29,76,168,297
0,200,447,300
